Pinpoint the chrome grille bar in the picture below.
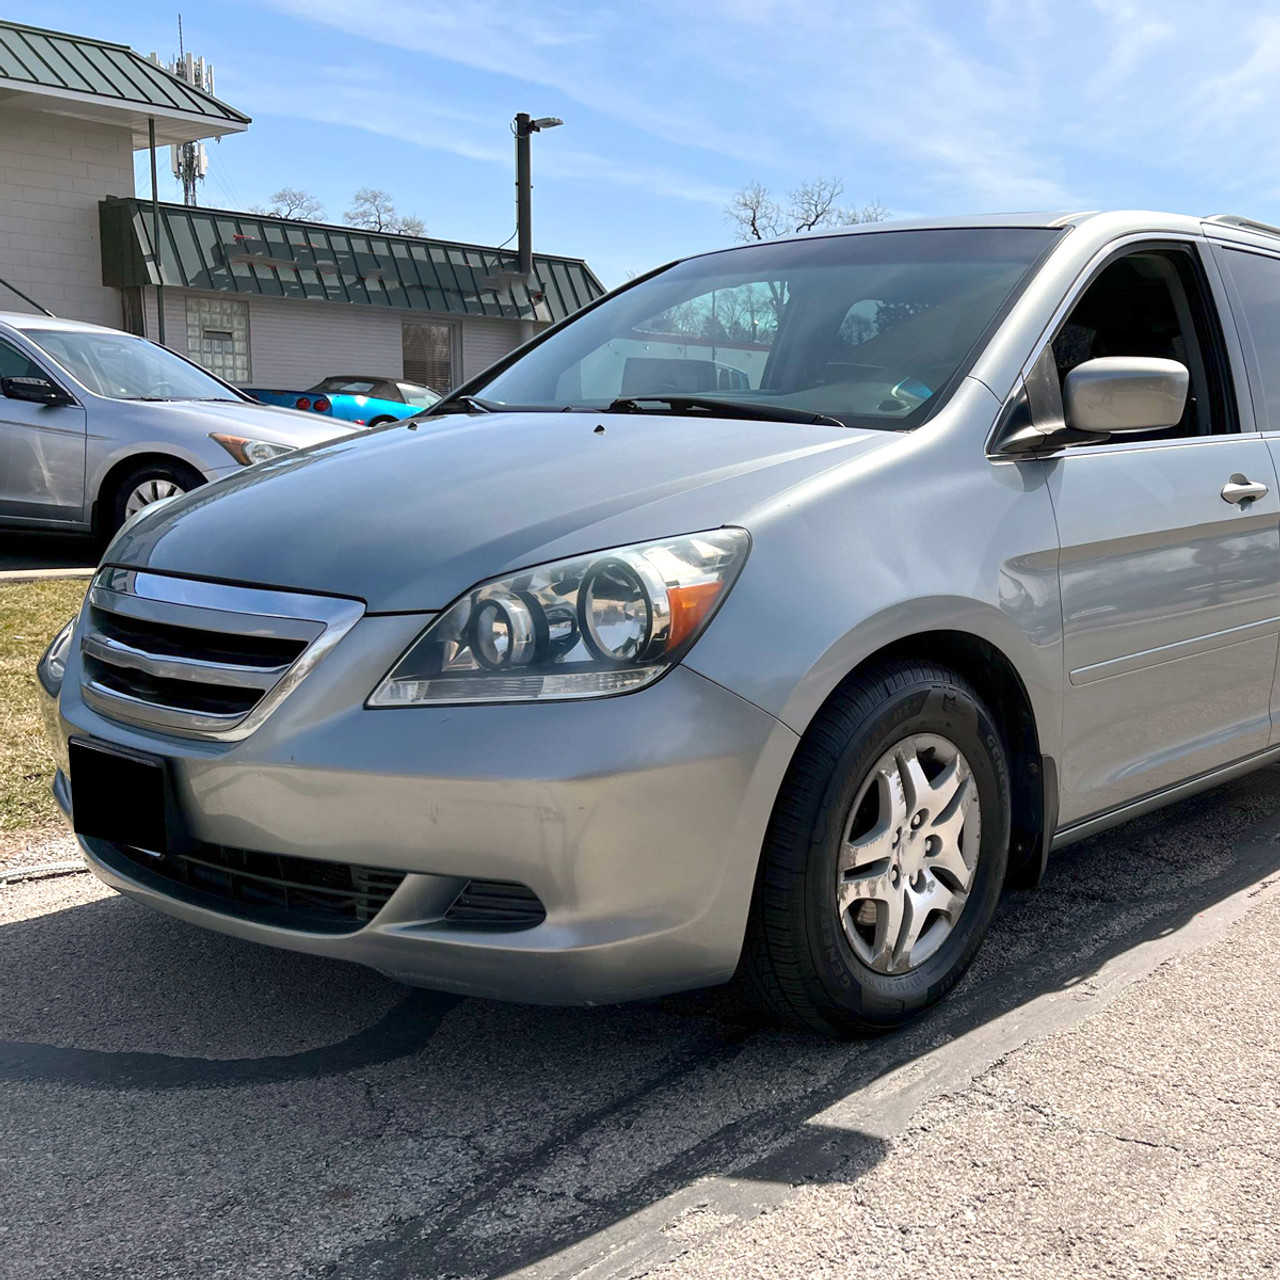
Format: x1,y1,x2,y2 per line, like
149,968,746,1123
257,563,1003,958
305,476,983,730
79,569,364,741
80,633,291,690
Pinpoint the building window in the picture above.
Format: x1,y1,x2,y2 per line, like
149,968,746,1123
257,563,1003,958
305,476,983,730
186,297,250,383
402,319,455,392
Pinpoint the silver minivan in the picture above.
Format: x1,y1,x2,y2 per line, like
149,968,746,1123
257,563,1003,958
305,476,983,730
0,313,353,536
37,211,1280,1036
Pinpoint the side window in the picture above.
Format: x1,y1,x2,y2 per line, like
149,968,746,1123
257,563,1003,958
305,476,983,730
1219,247,1280,432
1051,248,1230,441
0,337,45,384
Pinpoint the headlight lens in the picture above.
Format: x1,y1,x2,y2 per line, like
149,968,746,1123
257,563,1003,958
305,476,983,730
209,433,295,466
37,617,76,697
368,528,749,706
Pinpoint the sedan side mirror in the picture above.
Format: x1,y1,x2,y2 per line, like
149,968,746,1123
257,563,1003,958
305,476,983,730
1063,356,1189,437
1,375,73,407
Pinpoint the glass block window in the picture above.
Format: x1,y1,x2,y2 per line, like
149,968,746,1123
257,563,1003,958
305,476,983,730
186,296,250,383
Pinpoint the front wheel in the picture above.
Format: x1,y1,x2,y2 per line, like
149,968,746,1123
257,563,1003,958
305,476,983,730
739,659,1010,1037
104,460,204,539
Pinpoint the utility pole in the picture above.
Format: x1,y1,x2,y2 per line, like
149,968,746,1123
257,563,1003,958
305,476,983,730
148,117,165,345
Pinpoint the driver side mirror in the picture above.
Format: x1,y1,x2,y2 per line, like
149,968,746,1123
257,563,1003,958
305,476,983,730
2,375,73,407
1063,356,1188,437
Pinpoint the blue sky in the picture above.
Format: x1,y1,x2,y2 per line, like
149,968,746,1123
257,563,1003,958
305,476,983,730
12,1,1280,285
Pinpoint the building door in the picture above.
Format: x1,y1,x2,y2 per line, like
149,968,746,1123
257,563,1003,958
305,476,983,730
402,320,455,392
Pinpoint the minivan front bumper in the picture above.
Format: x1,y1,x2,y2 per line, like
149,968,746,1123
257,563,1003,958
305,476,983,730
43,621,798,1004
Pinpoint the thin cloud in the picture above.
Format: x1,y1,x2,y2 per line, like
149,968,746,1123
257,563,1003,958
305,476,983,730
247,76,732,208
255,0,1280,219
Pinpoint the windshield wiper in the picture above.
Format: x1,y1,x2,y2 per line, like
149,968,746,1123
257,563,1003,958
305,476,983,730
606,396,845,428
425,393,503,416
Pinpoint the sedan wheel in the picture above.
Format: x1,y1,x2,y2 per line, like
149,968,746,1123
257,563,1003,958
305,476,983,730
123,477,186,519
104,461,205,540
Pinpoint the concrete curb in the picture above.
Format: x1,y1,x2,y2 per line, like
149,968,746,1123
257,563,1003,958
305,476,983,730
0,567,94,583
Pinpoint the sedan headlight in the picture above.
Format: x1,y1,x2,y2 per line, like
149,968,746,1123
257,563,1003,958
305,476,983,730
368,528,750,706
209,433,295,466
37,617,76,697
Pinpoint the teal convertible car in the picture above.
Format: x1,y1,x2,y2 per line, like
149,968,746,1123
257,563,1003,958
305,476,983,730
245,375,441,426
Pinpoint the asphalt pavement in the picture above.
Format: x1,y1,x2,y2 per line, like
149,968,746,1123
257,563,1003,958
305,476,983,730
0,530,97,576
4,766,1280,1279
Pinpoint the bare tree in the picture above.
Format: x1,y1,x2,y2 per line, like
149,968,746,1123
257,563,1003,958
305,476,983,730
344,187,426,236
249,187,326,221
727,178,886,242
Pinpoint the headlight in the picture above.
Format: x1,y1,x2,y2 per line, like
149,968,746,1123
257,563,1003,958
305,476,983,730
368,528,750,706
37,617,76,697
209,433,295,466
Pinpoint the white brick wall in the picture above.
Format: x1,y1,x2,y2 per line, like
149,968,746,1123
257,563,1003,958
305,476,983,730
0,106,134,326
142,288,190,354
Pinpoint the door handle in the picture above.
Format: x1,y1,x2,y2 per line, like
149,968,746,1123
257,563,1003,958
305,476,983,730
1221,475,1270,505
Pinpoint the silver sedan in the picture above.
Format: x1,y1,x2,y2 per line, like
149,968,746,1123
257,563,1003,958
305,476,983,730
0,312,354,537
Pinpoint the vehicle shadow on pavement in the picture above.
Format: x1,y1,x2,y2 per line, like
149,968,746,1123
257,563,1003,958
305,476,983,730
3,765,1280,1280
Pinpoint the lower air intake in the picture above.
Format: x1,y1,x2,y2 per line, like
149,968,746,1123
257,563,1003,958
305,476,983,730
97,839,406,934
445,879,546,929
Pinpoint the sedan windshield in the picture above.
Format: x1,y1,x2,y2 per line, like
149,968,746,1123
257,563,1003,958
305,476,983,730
25,330,241,402
472,227,1061,429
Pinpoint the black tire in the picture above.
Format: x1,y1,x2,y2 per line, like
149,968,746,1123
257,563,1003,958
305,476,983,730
103,459,204,539
368,415,397,428
739,659,1010,1038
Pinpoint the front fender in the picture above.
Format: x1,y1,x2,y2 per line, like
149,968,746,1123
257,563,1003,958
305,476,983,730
682,388,1065,762
87,439,233,502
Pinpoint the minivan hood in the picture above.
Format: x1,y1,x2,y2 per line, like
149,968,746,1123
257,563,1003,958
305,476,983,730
108,412,896,612
117,398,356,449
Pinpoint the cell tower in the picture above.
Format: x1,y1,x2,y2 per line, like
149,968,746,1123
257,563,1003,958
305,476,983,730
150,16,215,206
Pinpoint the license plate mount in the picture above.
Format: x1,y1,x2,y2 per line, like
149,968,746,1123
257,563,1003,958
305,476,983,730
69,738,170,854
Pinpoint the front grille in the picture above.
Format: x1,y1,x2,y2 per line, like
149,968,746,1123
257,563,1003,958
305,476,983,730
445,879,546,929
79,568,363,740
100,839,407,934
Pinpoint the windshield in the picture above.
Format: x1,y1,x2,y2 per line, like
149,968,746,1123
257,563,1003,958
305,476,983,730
398,382,441,407
313,377,380,395
25,330,241,401
473,228,1061,428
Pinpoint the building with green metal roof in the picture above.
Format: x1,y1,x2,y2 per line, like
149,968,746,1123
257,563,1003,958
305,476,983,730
0,19,604,392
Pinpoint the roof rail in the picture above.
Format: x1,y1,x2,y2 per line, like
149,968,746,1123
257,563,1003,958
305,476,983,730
1204,214,1280,240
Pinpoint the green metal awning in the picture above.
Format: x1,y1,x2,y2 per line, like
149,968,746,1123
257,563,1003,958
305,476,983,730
0,20,249,147
101,198,607,325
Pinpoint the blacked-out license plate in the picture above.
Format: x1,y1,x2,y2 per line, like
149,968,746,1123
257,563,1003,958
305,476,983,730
69,739,169,853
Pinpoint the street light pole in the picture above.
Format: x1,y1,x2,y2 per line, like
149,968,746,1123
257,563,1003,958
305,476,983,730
513,112,562,282
514,112,534,280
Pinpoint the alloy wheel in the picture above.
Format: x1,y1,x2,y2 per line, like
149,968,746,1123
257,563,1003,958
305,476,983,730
836,732,981,974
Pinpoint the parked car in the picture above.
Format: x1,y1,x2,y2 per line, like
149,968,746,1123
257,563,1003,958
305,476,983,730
39,210,1280,1036
245,376,441,426
0,314,357,537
